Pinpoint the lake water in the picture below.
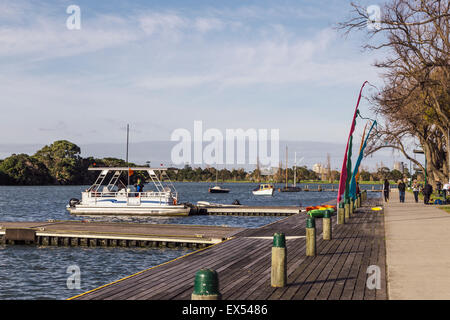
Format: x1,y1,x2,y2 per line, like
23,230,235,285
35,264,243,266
0,182,381,299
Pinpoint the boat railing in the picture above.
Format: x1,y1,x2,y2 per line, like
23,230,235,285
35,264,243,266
86,190,177,199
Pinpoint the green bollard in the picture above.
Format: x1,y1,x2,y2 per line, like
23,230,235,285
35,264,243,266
271,233,287,287
337,202,345,225
323,211,332,240
191,269,221,300
306,217,316,256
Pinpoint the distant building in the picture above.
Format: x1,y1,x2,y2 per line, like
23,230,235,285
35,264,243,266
260,167,277,176
393,162,404,172
312,163,325,174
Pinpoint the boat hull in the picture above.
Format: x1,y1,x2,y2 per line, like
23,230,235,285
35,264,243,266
67,204,191,216
209,188,230,193
252,189,274,196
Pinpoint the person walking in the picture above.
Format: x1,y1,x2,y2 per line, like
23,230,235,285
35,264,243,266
412,180,420,203
436,180,442,196
423,182,433,205
398,180,406,203
443,180,449,204
383,179,390,202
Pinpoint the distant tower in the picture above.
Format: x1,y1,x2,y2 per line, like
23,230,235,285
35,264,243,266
326,153,331,182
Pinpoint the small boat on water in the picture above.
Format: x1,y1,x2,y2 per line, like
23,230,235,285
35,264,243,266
208,185,230,193
253,184,274,196
66,167,190,216
208,168,230,193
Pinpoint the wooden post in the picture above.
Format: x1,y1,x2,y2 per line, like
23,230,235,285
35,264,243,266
344,198,350,221
350,198,354,216
306,217,316,256
337,202,345,225
51,237,59,246
42,236,49,246
271,233,287,287
323,211,332,240
191,269,221,300
63,237,70,246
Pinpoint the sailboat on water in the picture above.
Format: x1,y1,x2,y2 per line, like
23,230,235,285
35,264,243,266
279,147,301,192
208,167,230,193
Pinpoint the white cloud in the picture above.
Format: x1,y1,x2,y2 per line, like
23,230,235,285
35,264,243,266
138,12,187,37
0,14,138,60
194,17,225,33
133,28,377,90
0,2,381,146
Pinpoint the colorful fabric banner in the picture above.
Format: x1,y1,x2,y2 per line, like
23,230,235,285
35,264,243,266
337,81,368,204
349,120,377,199
354,122,369,184
344,134,354,200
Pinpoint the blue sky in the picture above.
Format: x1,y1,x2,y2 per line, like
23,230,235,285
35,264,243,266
0,0,409,169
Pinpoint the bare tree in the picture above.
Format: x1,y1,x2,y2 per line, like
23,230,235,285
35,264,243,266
338,0,449,185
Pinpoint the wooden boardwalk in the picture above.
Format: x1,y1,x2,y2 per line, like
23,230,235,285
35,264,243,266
71,197,386,300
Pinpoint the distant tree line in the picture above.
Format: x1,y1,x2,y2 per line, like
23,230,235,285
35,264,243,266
166,165,323,183
0,140,420,185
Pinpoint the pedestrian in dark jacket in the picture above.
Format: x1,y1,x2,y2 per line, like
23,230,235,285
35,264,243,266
383,179,390,202
423,183,433,205
412,180,420,203
398,180,406,203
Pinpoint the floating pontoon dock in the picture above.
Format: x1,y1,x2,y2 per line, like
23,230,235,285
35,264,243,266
0,221,243,249
194,205,303,216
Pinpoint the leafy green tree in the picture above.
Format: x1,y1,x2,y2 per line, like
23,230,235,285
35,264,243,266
0,154,52,185
359,170,371,181
390,169,404,181
34,140,82,184
376,167,391,180
96,157,130,167
0,168,12,185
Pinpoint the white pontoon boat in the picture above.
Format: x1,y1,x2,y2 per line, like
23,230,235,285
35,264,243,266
67,167,190,216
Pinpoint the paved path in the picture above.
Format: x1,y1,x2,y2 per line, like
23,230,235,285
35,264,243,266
385,192,450,299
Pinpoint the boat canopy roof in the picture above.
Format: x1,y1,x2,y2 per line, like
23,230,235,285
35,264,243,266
88,167,167,171
87,166,177,194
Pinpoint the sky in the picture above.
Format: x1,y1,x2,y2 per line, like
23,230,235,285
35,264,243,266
0,0,410,169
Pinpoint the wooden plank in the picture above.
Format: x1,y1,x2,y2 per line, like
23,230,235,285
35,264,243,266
78,237,248,300
265,216,358,300
152,239,263,300
106,238,261,300
316,213,367,300
295,217,363,300
71,197,387,300
339,221,369,300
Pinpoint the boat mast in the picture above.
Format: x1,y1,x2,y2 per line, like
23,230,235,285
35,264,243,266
285,145,288,188
126,124,130,187
294,152,297,187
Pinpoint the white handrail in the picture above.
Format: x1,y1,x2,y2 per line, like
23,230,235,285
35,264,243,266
87,191,173,198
